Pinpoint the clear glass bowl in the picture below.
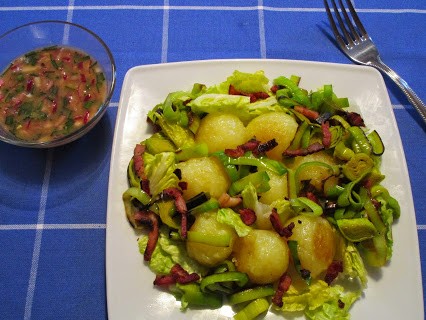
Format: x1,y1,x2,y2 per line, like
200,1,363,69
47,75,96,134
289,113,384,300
0,20,116,148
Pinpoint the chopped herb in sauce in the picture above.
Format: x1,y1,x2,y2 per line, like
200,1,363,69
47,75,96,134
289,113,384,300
0,46,107,142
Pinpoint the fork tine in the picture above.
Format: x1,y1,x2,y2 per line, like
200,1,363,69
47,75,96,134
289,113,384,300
330,0,354,46
344,0,368,37
323,0,349,48
338,0,360,42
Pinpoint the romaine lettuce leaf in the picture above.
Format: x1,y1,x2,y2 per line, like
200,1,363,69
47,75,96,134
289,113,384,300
144,152,179,198
138,227,208,276
280,280,361,319
216,208,252,237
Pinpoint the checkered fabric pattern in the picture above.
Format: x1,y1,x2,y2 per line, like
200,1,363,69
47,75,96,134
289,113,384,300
0,1,424,319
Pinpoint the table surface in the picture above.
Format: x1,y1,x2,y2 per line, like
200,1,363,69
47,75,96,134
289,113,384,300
0,1,425,319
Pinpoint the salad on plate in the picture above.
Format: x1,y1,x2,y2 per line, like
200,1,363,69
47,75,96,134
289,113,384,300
121,70,400,320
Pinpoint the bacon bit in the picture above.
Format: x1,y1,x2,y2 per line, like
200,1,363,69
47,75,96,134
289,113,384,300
52,100,58,113
178,181,188,190
83,111,90,124
225,145,245,158
270,84,279,93
225,138,278,158
25,120,31,129
219,193,242,208
272,273,292,307
282,142,325,158
78,61,83,70
321,121,332,148
270,208,295,237
154,263,200,286
306,191,319,204
228,84,269,103
170,264,200,284
84,94,91,102
238,208,257,225
346,111,365,127
162,188,188,238
294,105,320,121
26,79,34,92
134,210,159,261
62,73,68,80
153,274,175,286
324,260,343,285
338,299,345,309
80,74,86,83
254,138,278,156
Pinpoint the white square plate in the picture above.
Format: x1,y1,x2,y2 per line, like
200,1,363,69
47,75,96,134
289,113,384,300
106,59,423,320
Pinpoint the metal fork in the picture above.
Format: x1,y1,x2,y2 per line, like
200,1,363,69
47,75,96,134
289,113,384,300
324,0,426,124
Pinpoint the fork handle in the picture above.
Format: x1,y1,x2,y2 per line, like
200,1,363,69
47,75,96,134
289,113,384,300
369,58,426,124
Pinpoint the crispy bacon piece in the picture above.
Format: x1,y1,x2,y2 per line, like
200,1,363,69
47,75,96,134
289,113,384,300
346,111,365,127
321,121,332,148
228,84,270,103
254,139,278,156
134,210,159,261
270,84,279,93
219,193,242,208
272,273,292,307
178,181,188,190
162,188,188,238
270,208,295,237
225,138,277,158
324,260,344,285
238,208,257,226
282,142,325,158
224,145,245,158
154,263,200,286
305,191,319,204
294,105,320,121
133,144,150,194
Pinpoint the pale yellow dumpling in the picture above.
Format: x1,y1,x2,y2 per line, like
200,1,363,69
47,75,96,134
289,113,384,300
245,112,298,161
195,113,246,153
177,156,230,200
187,211,237,267
233,230,290,284
285,215,336,278
259,172,289,205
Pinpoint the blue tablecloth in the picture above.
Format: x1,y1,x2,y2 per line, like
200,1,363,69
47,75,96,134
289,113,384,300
0,1,425,319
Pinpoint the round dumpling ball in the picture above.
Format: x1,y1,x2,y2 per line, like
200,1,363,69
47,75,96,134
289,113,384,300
245,112,298,161
187,211,237,267
195,113,246,153
233,230,290,284
285,215,336,278
177,156,230,200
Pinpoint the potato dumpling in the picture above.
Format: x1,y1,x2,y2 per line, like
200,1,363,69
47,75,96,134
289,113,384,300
259,172,288,205
285,151,337,191
195,113,246,153
233,230,290,284
186,211,237,267
177,156,230,200
245,112,298,161
285,215,336,278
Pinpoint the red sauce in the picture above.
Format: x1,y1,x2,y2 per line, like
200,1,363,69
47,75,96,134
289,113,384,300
0,46,107,142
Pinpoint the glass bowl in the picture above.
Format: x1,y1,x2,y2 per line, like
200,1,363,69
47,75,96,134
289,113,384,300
0,20,116,148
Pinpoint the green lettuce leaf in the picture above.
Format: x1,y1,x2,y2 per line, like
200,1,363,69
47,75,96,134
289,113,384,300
187,93,251,120
205,70,270,94
343,242,368,287
144,152,179,198
138,227,208,276
280,280,361,319
216,208,252,237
